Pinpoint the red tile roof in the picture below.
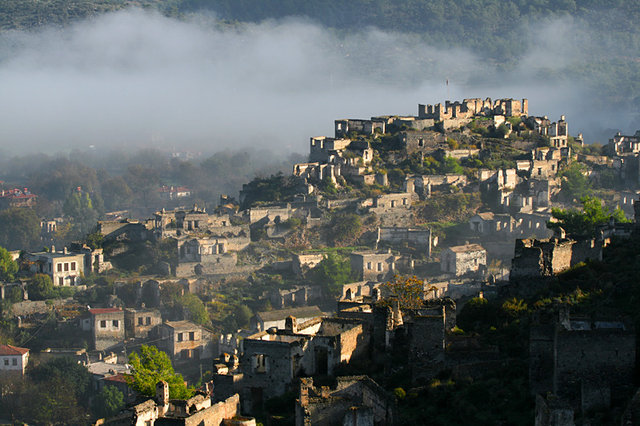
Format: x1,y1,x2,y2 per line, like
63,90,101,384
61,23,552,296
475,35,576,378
103,373,130,384
89,308,123,315
0,344,29,356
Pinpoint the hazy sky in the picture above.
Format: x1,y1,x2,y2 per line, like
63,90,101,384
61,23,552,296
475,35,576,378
0,10,632,154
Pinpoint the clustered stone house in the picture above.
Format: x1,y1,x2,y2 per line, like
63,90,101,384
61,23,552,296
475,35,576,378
98,380,255,425
504,207,640,423
10,97,640,425
79,307,214,359
24,243,111,287
210,289,516,423
0,187,37,209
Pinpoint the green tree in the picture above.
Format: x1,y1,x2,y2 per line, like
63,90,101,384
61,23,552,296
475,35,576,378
27,273,55,300
30,356,91,397
177,293,210,326
0,207,41,250
127,345,193,399
549,196,629,237
63,190,100,239
234,304,252,328
328,212,362,246
0,246,18,282
18,356,92,424
559,162,592,201
85,231,104,250
319,174,338,195
100,176,134,211
439,156,464,174
457,297,502,332
309,252,354,295
92,385,124,419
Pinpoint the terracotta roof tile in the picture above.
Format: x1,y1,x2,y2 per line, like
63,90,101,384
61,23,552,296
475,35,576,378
0,344,29,355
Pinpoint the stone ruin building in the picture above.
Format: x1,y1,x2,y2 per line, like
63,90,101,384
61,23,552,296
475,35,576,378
96,380,255,426
218,315,371,413
510,229,608,283
530,309,636,420
608,131,640,156
439,243,487,277
295,376,395,426
418,97,528,122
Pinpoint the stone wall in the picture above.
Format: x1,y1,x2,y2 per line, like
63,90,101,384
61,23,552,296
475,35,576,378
337,322,369,364
9,297,74,317
377,227,431,249
295,376,393,426
176,253,238,278
530,312,635,414
399,131,445,154
182,394,242,426
535,394,574,426
554,323,635,410
409,315,446,382
93,311,125,351
511,237,604,280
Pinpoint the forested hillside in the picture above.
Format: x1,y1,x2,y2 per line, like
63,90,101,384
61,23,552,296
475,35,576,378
5,0,640,59
3,0,640,109
0,0,178,29
180,0,640,60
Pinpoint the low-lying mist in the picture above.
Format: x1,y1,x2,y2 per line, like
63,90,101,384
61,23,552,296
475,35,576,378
0,9,633,154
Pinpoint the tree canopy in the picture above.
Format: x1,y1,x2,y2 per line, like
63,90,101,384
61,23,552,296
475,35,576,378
309,252,354,295
27,274,55,300
0,207,41,251
127,344,193,400
0,246,18,282
177,293,210,326
63,190,101,239
92,385,125,419
380,275,425,309
549,196,628,237
558,162,592,202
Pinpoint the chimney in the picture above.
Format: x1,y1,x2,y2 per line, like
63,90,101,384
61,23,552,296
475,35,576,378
51,245,55,253
285,316,298,333
63,247,68,254
156,380,170,406
205,381,214,396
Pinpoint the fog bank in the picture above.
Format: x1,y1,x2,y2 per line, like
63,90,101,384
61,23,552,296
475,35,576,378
0,10,630,154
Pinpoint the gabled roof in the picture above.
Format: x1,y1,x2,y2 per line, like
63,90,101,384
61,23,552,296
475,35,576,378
256,306,324,323
476,212,495,221
447,244,485,253
89,308,123,315
102,373,130,384
162,320,200,331
0,344,29,355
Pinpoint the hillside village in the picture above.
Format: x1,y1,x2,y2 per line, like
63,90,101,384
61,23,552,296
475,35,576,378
2,97,640,425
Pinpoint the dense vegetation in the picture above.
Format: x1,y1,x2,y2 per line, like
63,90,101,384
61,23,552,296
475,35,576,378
0,148,299,245
0,0,179,29
3,1,640,108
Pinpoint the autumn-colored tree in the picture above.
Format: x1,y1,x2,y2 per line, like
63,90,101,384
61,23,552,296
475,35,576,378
380,275,425,309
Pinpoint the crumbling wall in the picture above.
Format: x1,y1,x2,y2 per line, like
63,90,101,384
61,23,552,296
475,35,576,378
399,131,444,154
410,315,445,381
182,394,242,426
535,394,574,426
337,323,370,364
377,227,431,248
176,253,238,278
554,325,635,410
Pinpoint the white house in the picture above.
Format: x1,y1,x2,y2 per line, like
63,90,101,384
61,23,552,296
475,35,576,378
0,344,29,375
